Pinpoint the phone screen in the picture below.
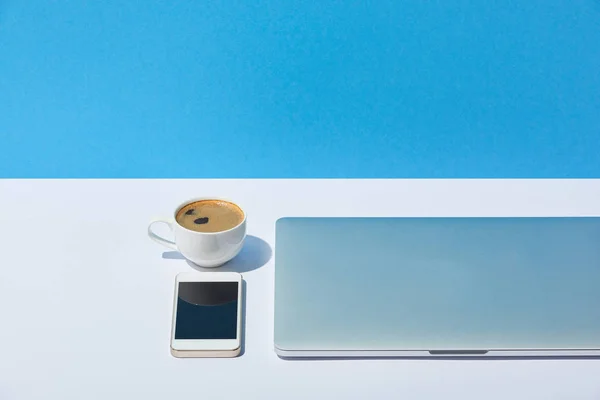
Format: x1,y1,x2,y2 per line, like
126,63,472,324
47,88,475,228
175,282,239,340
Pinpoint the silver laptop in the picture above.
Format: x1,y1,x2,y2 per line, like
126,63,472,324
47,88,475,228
274,217,600,358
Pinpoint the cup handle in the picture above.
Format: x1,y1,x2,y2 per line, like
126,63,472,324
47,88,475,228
148,219,178,251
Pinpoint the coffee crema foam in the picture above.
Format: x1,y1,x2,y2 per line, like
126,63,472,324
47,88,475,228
176,200,244,233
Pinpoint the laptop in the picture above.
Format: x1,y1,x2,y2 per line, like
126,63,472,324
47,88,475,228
274,217,600,357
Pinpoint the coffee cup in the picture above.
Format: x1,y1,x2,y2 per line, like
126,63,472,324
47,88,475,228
148,198,246,268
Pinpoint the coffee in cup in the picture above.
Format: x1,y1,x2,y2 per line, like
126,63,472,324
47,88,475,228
176,199,244,233
148,198,246,268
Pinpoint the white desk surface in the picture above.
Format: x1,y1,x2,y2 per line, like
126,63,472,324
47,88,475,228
1,179,600,400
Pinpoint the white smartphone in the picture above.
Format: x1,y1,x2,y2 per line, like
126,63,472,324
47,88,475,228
171,271,242,358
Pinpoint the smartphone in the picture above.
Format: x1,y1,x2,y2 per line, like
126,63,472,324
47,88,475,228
170,272,242,358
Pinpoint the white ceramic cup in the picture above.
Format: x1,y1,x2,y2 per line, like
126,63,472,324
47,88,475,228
148,198,247,268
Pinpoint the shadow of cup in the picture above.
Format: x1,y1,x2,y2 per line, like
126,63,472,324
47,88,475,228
162,235,272,273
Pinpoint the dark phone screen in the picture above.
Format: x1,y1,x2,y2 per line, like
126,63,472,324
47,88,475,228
174,282,238,340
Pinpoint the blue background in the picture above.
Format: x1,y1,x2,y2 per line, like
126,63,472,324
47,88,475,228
1,0,599,178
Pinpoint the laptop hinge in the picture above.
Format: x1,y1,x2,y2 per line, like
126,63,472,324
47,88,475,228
428,350,489,355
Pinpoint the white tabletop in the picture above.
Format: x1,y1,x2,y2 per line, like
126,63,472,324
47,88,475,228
1,179,600,400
